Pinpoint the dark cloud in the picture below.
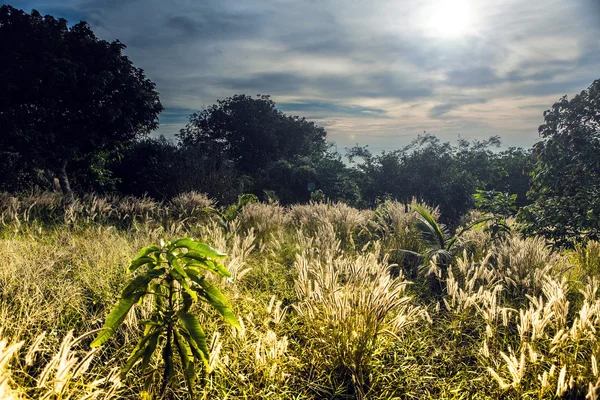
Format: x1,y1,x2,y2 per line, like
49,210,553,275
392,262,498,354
218,73,307,95
216,71,433,101
163,6,266,41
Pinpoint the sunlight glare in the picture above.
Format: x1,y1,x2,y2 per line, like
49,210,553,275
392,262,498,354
428,0,474,38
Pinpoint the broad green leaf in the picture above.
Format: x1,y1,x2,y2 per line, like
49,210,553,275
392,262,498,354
121,271,158,298
193,242,227,260
180,329,208,369
91,293,142,348
128,256,156,273
160,338,174,395
172,238,227,260
169,256,189,280
140,330,161,374
170,238,198,252
171,266,197,302
178,311,209,363
150,282,164,308
190,276,240,329
133,245,161,260
413,204,447,250
183,254,231,277
182,290,193,312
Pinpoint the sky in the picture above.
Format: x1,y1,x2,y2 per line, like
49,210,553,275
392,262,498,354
7,0,600,153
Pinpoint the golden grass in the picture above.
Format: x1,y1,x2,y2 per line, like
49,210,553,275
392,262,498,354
0,193,599,399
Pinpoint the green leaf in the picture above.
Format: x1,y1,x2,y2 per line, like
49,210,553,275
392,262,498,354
180,329,208,369
150,281,164,308
121,270,160,298
128,256,156,273
161,336,175,395
413,204,447,250
183,254,231,277
171,238,227,260
141,330,161,374
178,311,209,363
91,293,142,348
182,290,193,312
190,276,240,329
174,329,196,396
169,256,189,280
172,267,197,302
121,329,161,376
133,245,161,260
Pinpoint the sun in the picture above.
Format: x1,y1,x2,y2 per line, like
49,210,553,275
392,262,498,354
427,0,475,38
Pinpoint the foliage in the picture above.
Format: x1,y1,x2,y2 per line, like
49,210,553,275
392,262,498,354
0,5,163,199
91,237,239,398
1,194,600,399
520,78,600,248
473,190,516,241
310,189,326,203
210,193,258,229
407,203,483,285
348,135,528,225
178,94,327,175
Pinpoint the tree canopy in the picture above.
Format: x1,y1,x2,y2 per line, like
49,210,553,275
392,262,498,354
0,5,163,200
178,95,327,174
347,135,531,225
520,79,600,247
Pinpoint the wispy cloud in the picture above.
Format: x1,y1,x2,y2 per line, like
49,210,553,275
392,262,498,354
8,0,600,150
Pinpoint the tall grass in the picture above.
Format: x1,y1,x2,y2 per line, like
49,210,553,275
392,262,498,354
0,192,599,399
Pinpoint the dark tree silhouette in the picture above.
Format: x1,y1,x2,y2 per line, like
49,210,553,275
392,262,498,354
178,95,327,175
0,5,163,200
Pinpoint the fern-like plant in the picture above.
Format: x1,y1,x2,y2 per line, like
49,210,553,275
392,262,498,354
90,237,240,398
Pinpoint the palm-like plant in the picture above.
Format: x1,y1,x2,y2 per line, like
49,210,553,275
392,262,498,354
408,204,483,280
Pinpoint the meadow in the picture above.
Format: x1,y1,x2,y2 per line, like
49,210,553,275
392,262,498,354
0,191,599,399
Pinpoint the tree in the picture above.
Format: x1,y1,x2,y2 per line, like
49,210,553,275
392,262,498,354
486,147,534,208
520,79,600,248
0,5,163,200
178,95,327,175
347,135,503,224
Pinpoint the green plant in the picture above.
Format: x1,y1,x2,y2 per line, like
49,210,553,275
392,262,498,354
310,189,326,203
519,78,600,248
210,193,258,229
90,237,239,398
473,189,516,241
405,204,482,282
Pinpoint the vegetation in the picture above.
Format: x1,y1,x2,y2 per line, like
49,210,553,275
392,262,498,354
0,5,163,200
520,79,600,248
0,193,599,399
1,4,600,399
91,237,239,398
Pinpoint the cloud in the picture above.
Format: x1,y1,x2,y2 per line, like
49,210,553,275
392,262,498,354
7,0,600,150
278,100,388,119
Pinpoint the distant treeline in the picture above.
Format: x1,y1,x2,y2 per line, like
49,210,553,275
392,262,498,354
0,93,533,226
1,5,599,246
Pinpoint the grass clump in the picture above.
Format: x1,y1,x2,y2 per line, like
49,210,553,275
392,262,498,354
0,192,599,399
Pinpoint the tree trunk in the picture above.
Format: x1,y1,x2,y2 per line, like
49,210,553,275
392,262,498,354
44,169,61,192
55,160,74,203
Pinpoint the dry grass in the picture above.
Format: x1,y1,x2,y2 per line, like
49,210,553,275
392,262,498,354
0,192,599,399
